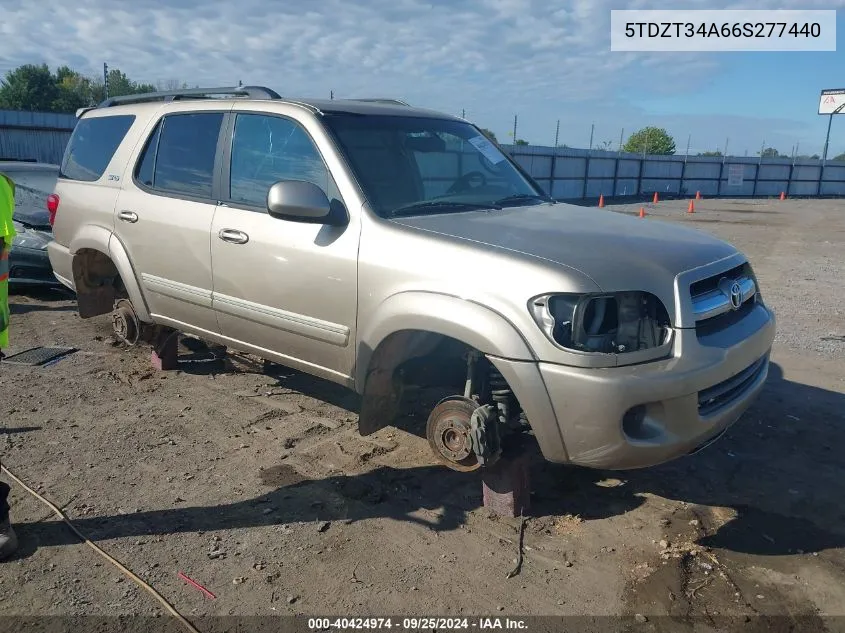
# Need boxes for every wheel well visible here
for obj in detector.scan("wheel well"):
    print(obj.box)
[71,248,127,318]
[358,330,516,436]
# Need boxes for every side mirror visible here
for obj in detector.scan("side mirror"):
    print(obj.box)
[266,180,339,224]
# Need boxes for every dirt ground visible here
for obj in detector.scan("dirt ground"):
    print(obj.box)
[1,197,844,633]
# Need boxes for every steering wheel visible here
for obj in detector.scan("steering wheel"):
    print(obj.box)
[447,170,487,194]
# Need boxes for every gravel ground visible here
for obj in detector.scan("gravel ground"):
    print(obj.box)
[0,196,844,633]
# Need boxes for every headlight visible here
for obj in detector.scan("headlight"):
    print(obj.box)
[530,291,672,356]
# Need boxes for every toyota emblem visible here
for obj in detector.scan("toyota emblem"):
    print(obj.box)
[729,281,743,310]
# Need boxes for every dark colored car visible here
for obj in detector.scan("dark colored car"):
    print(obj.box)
[9,204,57,287]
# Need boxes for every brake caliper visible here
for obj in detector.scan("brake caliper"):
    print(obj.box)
[469,404,502,467]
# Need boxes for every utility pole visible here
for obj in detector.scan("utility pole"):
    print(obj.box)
[589,122,594,151]
[512,114,518,144]
[330,90,334,100]
[619,128,625,154]
[822,104,845,163]
[723,138,729,159]
[554,119,560,147]
[685,134,691,158]
[461,108,465,119]
[103,62,109,99]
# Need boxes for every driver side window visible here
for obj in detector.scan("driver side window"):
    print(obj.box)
[229,114,330,208]
[410,133,501,198]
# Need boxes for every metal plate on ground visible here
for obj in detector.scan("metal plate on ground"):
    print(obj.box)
[2,346,77,366]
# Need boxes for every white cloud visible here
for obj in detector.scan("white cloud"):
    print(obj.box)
[0,0,842,153]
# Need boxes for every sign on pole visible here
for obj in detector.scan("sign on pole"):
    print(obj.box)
[819,89,845,162]
[819,89,845,115]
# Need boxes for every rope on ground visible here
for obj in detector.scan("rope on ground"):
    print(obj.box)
[505,513,526,579]
[1,463,200,633]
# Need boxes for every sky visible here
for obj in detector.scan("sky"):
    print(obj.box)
[1,0,844,157]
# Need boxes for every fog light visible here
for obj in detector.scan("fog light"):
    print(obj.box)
[622,405,647,437]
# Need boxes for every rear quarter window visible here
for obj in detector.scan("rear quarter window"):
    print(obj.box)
[60,114,136,182]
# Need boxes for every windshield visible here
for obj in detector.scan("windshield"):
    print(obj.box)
[322,114,550,218]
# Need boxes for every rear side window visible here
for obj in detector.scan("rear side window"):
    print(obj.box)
[60,115,136,181]
[134,112,223,198]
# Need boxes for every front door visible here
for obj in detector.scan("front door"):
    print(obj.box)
[210,110,360,383]
[114,110,225,334]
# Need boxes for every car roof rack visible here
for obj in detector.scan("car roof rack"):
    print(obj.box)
[346,98,410,106]
[97,85,281,108]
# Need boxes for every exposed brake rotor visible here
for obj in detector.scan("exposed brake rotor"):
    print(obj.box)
[426,396,481,472]
[111,299,140,346]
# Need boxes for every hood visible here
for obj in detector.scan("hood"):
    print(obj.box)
[390,202,739,293]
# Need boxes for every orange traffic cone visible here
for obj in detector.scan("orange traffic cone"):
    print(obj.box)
[779,191,786,200]
[652,191,659,204]
[639,207,646,218]
[598,194,605,208]
[695,191,701,200]
[687,200,695,214]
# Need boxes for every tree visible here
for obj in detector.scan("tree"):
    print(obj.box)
[758,147,780,158]
[832,153,845,162]
[89,69,157,103]
[697,151,722,157]
[0,64,60,111]
[622,127,676,155]
[0,63,178,113]
[597,140,613,151]
[478,128,497,142]
[52,66,95,112]
[157,79,190,91]
[514,138,529,146]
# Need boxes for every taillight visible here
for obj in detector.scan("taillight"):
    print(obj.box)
[47,194,60,226]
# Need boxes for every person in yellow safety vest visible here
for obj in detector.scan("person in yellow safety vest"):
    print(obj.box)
[0,171,18,560]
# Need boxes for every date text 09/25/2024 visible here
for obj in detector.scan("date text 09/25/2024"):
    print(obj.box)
[308,618,528,631]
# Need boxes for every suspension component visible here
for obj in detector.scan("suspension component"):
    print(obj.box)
[489,364,521,429]
[463,350,482,401]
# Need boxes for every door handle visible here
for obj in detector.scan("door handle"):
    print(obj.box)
[118,210,139,223]
[218,229,249,245]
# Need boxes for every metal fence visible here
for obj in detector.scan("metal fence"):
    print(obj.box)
[2,108,845,199]
[0,110,76,165]
[500,145,845,199]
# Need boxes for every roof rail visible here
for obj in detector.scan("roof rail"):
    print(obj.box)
[346,98,410,106]
[97,85,281,109]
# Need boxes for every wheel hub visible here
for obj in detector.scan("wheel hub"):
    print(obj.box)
[112,299,140,346]
[426,397,481,472]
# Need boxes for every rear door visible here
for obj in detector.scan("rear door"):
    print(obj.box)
[113,110,226,334]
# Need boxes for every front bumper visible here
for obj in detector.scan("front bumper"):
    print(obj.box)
[491,302,776,470]
[8,246,59,286]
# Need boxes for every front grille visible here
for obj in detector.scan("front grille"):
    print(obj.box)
[698,356,767,417]
[689,262,757,334]
[690,263,748,297]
